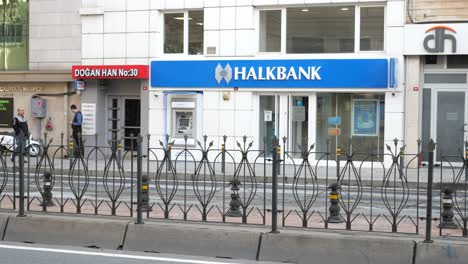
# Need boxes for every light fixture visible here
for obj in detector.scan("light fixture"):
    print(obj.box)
[341,7,350,11]
[173,17,184,20]
[196,22,203,26]
[301,8,309,12]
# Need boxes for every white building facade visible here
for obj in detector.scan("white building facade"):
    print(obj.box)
[78,0,406,162]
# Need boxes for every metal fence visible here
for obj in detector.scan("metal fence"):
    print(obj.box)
[1,131,468,241]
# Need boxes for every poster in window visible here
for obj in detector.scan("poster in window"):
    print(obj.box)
[352,99,379,136]
[0,98,14,128]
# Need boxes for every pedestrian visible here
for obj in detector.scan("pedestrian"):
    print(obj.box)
[70,104,83,156]
[12,107,29,162]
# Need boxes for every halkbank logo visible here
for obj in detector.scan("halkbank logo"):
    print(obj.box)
[215,63,322,85]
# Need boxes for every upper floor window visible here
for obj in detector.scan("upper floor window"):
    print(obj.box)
[0,0,29,70]
[164,11,204,55]
[287,7,355,53]
[259,5,385,54]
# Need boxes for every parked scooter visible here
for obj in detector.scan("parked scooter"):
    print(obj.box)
[0,132,42,157]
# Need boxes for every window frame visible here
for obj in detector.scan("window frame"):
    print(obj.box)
[162,10,204,56]
[256,4,386,55]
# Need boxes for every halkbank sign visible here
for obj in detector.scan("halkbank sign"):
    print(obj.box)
[150,59,394,89]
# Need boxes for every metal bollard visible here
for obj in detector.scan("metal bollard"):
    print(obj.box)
[439,187,457,229]
[327,183,343,223]
[141,174,152,212]
[226,179,242,217]
[41,171,54,207]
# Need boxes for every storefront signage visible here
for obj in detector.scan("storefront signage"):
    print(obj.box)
[352,99,379,136]
[292,106,306,122]
[423,26,456,53]
[0,85,44,93]
[0,98,13,128]
[81,103,96,136]
[264,111,273,122]
[151,59,392,89]
[405,23,468,55]
[72,65,149,79]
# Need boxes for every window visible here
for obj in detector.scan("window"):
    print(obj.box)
[164,11,204,55]
[316,94,385,161]
[259,10,281,52]
[0,0,29,70]
[360,7,384,51]
[287,7,355,53]
[447,55,468,69]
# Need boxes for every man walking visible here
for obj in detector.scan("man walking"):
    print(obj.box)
[70,104,83,156]
[12,107,29,162]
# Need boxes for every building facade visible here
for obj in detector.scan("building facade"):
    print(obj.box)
[404,0,468,164]
[77,0,405,163]
[0,0,81,142]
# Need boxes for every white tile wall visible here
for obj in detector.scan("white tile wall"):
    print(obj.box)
[219,90,235,110]
[127,11,150,32]
[236,0,253,6]
[150,10,160,32]
[252,0,279,5]
[203,91,220,109]
[386,1,405,27]
[204,7,220,30]
[219,30,236,56]
[220,0,237,6]
[165,0,185,9]
[234,92,253,110]
[278,0,305,4]
[148,109,166,135]
[204,0,220,7]
[104,12,126,33]
[185,0,204,8]
[203,110,220,136]
[219,7,236,30]
[126,33,150,57]
[149,32,162,57]
[235,6,254,29]
[104,0,126,11]
[82,15,104,34]
[127,0,149,11]
[103,58,126,65]
[219,110,235,136]
[386,27,404,56]
[103,33,126,57]
[82,58,104,65]
[235,110,254,137]
[204,31,220,55]
[82,34,103,58]
[235,30,255,56]
[127,58,149,65]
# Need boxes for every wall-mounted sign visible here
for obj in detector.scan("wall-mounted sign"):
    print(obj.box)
[292,106,305,122]
[72,65,149,79]
[81,103,96,136]
[151,59,392,88]
[405,23,467,55]
[0,98,13,128]
[328,128,341,136]
[0,85,44,93]
[74,80,85,91]
[264,110,273,122]
[328,116,342,126]
[352,99,379,136]
[423,26,456,53]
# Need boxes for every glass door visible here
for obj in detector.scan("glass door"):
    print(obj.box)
[259,95,280,155]
[433,90,467,162]
[107,97,141,151]
[290,96,309,157]
[124,99,141,151]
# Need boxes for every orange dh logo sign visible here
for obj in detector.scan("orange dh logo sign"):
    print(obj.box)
[423,26,457,53]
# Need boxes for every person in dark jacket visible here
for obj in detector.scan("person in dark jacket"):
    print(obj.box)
[12,107,29,162]
[70,104,83,156]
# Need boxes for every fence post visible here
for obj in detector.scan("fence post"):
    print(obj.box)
[271,137,279,234]
[425,139,435,243]
[18,130,25,217]
[135,135,144,224]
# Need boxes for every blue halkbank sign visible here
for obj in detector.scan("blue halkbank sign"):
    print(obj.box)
[150,59,395,89]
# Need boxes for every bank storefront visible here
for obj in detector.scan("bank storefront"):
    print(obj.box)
[149,58,398,161]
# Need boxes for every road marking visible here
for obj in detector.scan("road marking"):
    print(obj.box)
[0,244,240,264]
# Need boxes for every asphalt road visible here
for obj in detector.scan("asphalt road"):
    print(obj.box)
[0,242,283,264]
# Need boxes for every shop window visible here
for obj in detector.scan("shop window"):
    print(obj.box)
[424,74,467,84]
[447,55,468,69]
[164,11,204,55]
[360,7,384,51]
[316,94,385,161]
[290,96,308,157]
[259,10,281,52]
[286,7,355,53]
[0,0,29,71]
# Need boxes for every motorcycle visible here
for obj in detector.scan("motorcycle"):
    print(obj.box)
[0,132,42,157]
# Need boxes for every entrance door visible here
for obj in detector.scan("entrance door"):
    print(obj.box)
[108,97,141,151]
[259,95,280,155]
[433,91,467,162]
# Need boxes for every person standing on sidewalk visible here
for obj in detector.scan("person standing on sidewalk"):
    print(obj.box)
[12,107,29,162]
[70,104,83,156]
